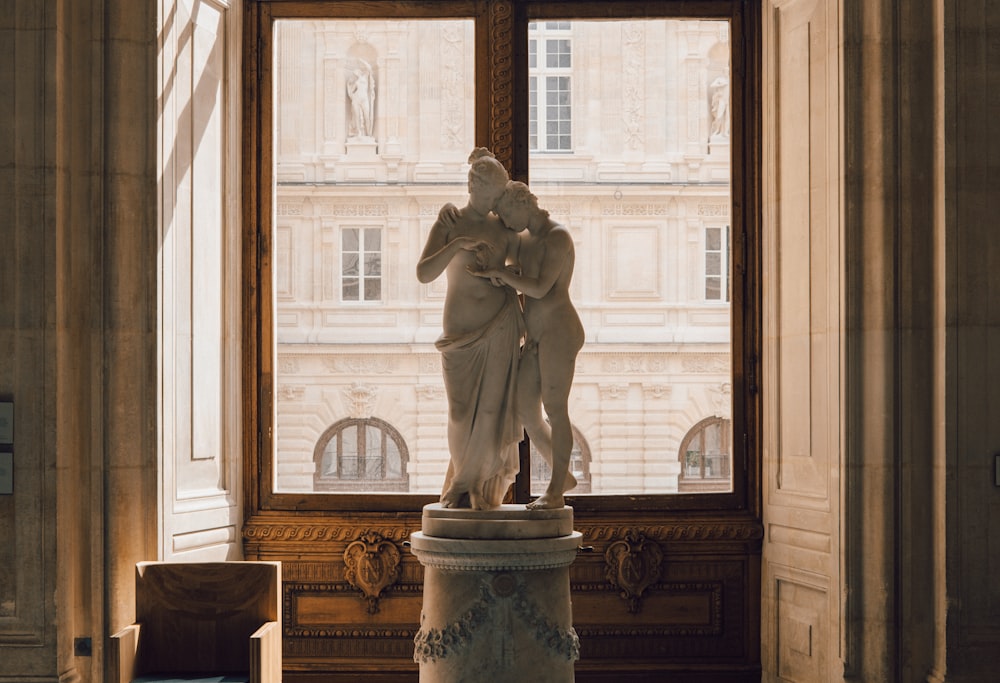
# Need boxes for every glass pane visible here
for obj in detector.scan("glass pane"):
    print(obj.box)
[340,425,359,479]
[706,227,721,251]
[321,441,337,476]
[706,252,721,276]
[273,18,475,493]
[342,254,358,277]
[385,439,402,479]
[705,276,721,300]
[528,19,732,495]
[342,277,358,301]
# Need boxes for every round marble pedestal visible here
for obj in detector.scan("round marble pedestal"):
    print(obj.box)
[409,504,582,683]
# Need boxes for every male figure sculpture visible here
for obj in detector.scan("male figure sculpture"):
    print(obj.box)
[470,180,584,509]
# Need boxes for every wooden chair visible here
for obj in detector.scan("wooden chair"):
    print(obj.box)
[109,561,282,683]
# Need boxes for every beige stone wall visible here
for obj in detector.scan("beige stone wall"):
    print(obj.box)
[0,1,158,682]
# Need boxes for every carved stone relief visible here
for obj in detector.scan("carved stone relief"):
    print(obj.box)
[413,573,580,665]
[343,382,378,418]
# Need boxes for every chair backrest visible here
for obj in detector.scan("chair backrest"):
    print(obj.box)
[133,561,281,676]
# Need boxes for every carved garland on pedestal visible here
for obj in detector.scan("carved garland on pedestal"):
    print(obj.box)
[343,531,401,614]
[604,531,664,614]
[413,573,580,665]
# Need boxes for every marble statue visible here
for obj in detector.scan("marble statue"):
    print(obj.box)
[347,59,375,138]
[416,148,523,510]
[470,180,584,510]
[710,76,730,138]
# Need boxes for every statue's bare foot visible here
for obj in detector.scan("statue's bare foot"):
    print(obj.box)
[526,491,565,510]
[440,488,471,508]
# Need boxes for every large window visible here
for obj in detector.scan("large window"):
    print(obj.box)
[245,1,756,513]
[529,21,572,152]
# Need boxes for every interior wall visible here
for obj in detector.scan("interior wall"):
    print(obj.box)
[0,3,62,681]
[2,1,1000,682]
[946,1,1000,679]
[0,1,157,682]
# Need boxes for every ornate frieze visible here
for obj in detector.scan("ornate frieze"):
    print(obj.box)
[697,203,729,217]
[243,520,414,544]
[584,522,763,543]
[681,353,730,373]
[317,203,388,217]
[323,355,397,374]
[602,202,668,216]
[602,353,668,374]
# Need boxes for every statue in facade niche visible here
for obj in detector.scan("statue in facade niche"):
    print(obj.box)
[416,148,523,510]
[470,180,584,510]
[710,76,730,139]
[347,59,375,139]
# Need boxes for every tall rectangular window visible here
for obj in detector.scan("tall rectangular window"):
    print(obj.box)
[529,22,572,152]
[705,225,730,302]
[341,227,382,302]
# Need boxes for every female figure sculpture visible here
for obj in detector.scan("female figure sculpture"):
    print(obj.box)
[416,149,523,509]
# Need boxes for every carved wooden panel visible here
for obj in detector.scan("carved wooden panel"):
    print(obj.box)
[245,512,761,682]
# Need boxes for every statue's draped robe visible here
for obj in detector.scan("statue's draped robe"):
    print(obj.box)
[435,287,524,509]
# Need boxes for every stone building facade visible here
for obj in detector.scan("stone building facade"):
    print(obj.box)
[271,19,734,495]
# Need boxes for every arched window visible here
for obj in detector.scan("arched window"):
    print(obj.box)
[313,417,409,492]
[528,425,592,495]
[678,416,731,493]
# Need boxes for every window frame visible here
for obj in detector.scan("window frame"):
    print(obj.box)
[242,0,760,515]
[339,226,383,303]
[528,21,573,153]
[705,223,731,303]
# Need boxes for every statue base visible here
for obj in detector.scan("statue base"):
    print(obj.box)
[409,504,581,683]
[345,137,378,160]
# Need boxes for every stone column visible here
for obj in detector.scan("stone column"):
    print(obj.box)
[409,504,582,683]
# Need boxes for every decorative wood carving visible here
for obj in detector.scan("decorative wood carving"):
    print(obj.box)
[487,0,513,167]
[244,520,416,543]
[343,531,402,614]
[604,531,664,613]
[585,522,764,542]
